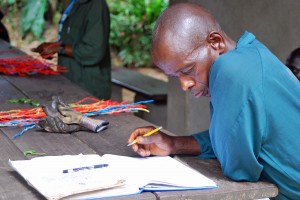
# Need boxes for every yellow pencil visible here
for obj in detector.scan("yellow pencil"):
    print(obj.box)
[127,126,163,146]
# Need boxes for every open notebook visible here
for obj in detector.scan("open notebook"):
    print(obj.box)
[9,154,217,200]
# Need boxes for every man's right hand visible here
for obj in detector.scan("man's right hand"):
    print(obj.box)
[128,126,175,157]
[128,126,201,157]
[31,42,59,57]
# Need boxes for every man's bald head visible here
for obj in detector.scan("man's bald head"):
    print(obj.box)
[152,3,223,58]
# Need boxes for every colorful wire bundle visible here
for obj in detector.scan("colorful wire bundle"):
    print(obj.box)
[0,50,67,76]
[0,97,153,128]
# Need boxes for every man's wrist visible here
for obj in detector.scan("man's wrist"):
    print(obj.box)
[58,44,65,55]
[171,136,201,155]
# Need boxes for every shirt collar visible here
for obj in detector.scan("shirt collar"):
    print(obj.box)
[236,31,256,48]
[208,31,256,92]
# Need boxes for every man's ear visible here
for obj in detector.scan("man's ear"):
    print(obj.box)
[207,32,226,53]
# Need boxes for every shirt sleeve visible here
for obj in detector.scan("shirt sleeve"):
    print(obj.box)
[209,46,266,182]
[73,1,109,66]
[192,130,216,159]
[211,95,265,182]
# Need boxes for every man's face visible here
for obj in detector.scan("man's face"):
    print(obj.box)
[291,57,300,80]
[153,41,217,98]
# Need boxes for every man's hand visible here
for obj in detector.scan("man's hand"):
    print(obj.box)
[31,42,59,57]
[128,126,175,157]
[128,126,201,157]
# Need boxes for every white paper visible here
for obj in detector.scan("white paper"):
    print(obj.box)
[9,154,217,200]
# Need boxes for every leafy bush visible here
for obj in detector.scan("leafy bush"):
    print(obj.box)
[0,0,49,40]
[108,0,169,67]
[20,0,48,39]
[0,0,26,30]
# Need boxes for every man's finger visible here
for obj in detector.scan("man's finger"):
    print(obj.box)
[128,127,154,143]
[136,134,160,144]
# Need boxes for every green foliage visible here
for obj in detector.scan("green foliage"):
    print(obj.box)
[108,0,169,67]
[0,0,49,40]
[0,0,26,29]
[20,0,48,40]
[1,0,168,65]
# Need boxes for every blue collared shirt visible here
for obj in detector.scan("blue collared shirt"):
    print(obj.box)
[193,32,300,200]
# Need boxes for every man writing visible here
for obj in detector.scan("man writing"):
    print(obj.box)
[128,3,300,200]
[39,3,299,200]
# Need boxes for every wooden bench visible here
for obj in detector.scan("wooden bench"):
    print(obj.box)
[111,68,168,127]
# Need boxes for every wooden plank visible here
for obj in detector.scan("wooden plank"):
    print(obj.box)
[155,156,278,200]
[0,44,157,199]
[0,130,44,200]
[0,39,25,58]
[0,117,156,200]
[74,114,153,156]
[0,73,96,156]
[2,75,92,105]
[0,75,31,110]
[112,68,167,102]
[0,40,278,199]
[3,127,97,156]
[108,193,156,200]
[0,98,156,200]
[0,38,91,104]
[0,39,11,50]
[75,113,278,200]
[0,73,95,199]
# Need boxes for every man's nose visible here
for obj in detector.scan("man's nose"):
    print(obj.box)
[179,76,194,91]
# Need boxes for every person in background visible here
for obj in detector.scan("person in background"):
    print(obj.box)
[0,10,10,43]
[127,3,300,200]
[286,47,300,81]
[32,0,111,100]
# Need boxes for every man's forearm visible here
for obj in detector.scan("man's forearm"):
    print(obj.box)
[171,136,201,155]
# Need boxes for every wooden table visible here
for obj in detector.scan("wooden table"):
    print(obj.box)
[0,40,278,200]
